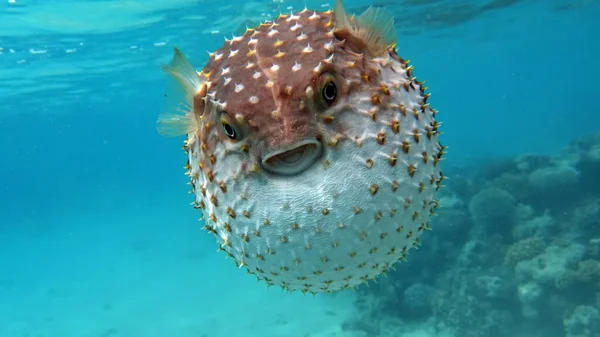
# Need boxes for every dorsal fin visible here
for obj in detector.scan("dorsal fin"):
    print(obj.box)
[334,0,397,57]
[157,48,205,137]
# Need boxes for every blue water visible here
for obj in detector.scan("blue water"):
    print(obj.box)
[1,0,599,336]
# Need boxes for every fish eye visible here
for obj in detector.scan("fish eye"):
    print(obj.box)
[322,81,337,104]
[222,122,236,139]
[318,73,338,108]
[220,113,242,141]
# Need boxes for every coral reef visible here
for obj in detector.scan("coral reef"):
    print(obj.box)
[504,236,546,267]
[343,130,600,337]
[564,305,600,337]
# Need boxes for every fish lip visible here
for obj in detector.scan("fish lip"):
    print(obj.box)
[260,137,323,176]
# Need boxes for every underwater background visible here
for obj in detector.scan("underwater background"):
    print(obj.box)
[1,0,599,336]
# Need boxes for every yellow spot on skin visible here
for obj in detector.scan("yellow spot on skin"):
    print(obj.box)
[370,109,378,121]
[391,120,400,134]
[322,208,330,216]
[402,140,410,154]
[413,128,421,143]
[243,210,251,218]
[370,184,379,195]
[425,127,433,140]
[322,115,334,123]
[398,104,407,116]
[227,207,236,218]
[371,94,381,105]
[210,194,218,206]
[389,152,397,167]
[408,164,417,177]
[381,84,390,95]
[377,132,385,145]
[204,224,217,234]
[392,180,399,192]
[284,86,293,96]
[274,39,284,47]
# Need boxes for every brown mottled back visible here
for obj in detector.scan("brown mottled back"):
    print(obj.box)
[199,9,376,152]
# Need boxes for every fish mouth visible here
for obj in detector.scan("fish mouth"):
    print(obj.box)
[261,138,323,176]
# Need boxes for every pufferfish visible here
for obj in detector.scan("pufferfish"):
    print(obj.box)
[157,0,446,294]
